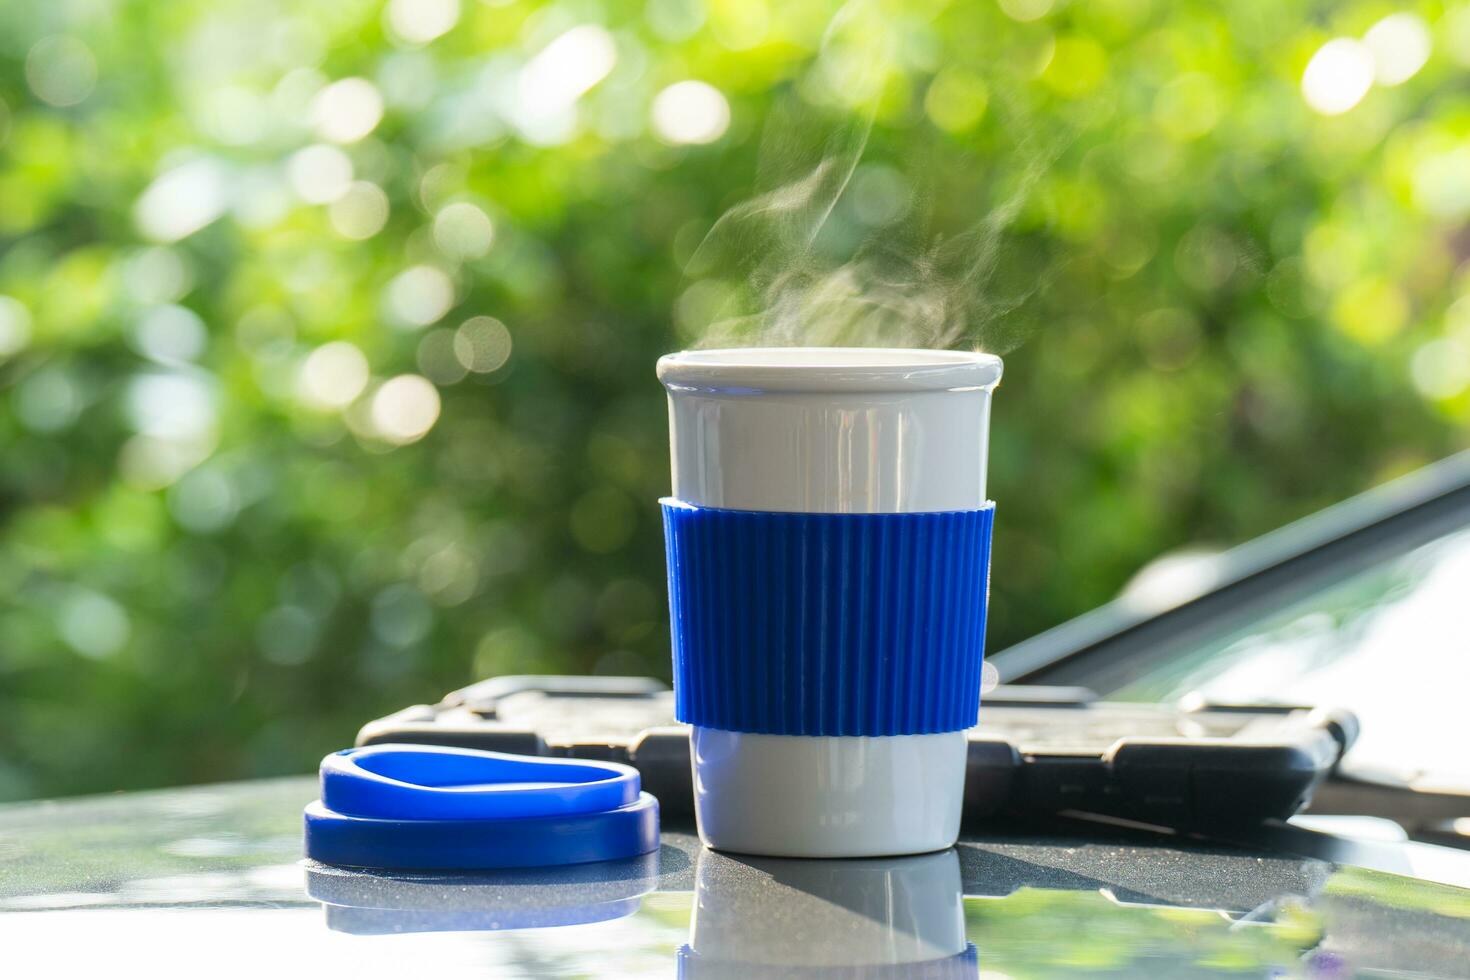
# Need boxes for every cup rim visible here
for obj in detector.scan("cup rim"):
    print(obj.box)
[657,347,1003,395]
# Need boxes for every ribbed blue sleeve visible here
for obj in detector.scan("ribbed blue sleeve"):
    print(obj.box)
[661,501,994,737]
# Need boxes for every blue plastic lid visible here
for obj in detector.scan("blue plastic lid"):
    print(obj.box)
[303,744,660,870]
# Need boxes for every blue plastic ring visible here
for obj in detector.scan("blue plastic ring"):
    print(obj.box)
[304,745,661,870]
[321,744,640,820]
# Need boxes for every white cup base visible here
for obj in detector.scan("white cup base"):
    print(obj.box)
[690,727,968,858]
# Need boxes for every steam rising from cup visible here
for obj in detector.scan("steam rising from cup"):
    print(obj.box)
[675,0,1072,357]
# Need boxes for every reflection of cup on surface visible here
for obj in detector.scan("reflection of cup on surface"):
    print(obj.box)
[659,349,1002,858]
[682,846,976,978]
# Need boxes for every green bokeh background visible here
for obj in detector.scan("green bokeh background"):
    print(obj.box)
[1,0,1468,801]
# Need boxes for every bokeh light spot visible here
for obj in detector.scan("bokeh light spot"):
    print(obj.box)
[15,368,81,433]
[1332,279,1408,345]
[1411,339,1470,401]
[673,278,738,341]
[1175,225,1238,291]
[25,36,97,107]
[651,80,731,145]
[236,305,296,358]
[386,0,461,45]
[646,0,706,41]
[122,248,192,305]
[1449,296,1470,335]
[1153,73,1222,141]
[311,77,385,143]
[1412,147,1470,220]
[257,606,320,666]
[168,467,240,534]
[231,167,292,230]
[1301,38,1374,116]
[924,70,989,133]
[998,0,1052,22]
[0,295,33,358]
[134,159,230,243]
[433,202,495,260]
[850,165,911,227]
[453,316,512,373]
[418,162,465,213]
[513,26,618,143]
[370,374,441,444]
[127,372,216,442]
[94,487,167,553]
[1450,6,1470,67]
[416,328,468,385]
[287,144,354,204]
[1138,308,1203,371]
[1043,36,1108,98]
[132,305,208,364]
[371,583,434,646]
[58,589,130,659]
[297,340,370,409]
[196,84,268,147]
[385,265,455,328]
[1364,13,1431,87]
[418,543,478,605]
[117,435,211,491]
[708,0,768,50]
[328,181,390,239]
[379,51,438,110]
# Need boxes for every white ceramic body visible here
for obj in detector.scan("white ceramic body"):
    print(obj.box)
[662,349,998,513]
[691,728,968,858]
[659,348,1002,859]
[688,846,966,970]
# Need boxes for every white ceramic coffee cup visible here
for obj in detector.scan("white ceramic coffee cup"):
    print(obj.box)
[659,347,1002,858]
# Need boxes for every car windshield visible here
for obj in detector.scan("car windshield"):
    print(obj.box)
[1104,519,1470,783]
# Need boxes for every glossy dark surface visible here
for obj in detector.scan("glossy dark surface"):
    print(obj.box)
[5,778,1470,976]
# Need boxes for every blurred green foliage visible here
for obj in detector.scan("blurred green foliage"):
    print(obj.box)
[1,0,1468,801]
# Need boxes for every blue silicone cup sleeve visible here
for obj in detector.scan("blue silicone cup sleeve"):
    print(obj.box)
[662,501,994,737]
